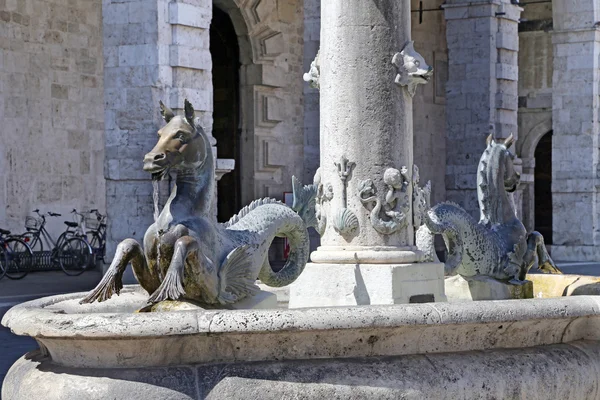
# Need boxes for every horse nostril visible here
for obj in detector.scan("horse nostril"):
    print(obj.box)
[153,153,166,161]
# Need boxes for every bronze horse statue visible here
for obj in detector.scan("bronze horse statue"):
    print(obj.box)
[82,100,316,306]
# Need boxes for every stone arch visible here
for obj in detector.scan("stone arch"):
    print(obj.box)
[517,117,552,234]
[518,118,552,161]
[212,0,304,204]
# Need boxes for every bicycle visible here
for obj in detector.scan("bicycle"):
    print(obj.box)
[20,209,92,276]
[85,209,107,264]
[0,228,33,280]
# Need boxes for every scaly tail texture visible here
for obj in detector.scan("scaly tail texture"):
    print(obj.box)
[260,177,316,287]
[422,203,465,276]
[217,245,260,304]
[258,217,310,287]
[292,175,318,228]
[258,177,317,287]
[222,198,283,228]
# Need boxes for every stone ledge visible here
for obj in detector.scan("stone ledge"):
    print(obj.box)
[4,288,600,368]
[4,341,600,400]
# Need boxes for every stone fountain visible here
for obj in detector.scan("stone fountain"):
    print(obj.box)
[4,1,600,399]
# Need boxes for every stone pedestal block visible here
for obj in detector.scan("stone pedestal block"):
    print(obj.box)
[289,262,446,308]
[445,275,533,302]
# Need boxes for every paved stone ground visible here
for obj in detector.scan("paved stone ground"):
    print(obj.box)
[0,262,599,395]
[0,269,102,392]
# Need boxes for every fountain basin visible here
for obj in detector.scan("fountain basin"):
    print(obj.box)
[3,287,600,399]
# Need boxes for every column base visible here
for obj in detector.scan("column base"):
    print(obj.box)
[289,262,446,308]
[445,275,533,302]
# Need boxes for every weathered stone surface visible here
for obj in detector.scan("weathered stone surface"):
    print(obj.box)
[550,0,600,261]
[5,289,600,370]
[5,341,600,399]
[445,275,533,301]
[0,0,105,233]
[443,0,522,220]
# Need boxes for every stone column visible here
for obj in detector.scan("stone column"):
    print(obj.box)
[443,0,522,217]
[289,1,445,307]
[551,0,600,261]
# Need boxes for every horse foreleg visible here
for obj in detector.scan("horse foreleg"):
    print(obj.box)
[527,231,562,274]
[80,239,145,304]
[147,235,197,303]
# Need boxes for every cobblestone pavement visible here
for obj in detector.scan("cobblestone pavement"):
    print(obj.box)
[0,263,599,395]
[0,269,102,392]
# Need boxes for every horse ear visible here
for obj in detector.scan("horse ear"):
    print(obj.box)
[159,101,175,123]
[486,134,495,146]
[504,133,515,149]
[184,99,195,126]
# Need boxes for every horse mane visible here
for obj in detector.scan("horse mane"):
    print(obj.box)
[222,198,284,228]
[478,140,511,224]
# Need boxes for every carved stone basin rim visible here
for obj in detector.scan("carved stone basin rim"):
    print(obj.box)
[4,286,600,339]
[4,287,600,369]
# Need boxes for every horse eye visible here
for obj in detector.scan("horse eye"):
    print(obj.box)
[415,60,420,67]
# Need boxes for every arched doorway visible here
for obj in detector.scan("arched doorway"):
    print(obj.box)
[534,131,552,244]
[211,6,241,222]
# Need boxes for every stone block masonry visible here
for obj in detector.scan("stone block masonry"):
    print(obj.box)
[444,0,522,219]
[0,0,105,235]
[551,0,600,261]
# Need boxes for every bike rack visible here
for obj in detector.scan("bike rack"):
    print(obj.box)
[28,251,62,271]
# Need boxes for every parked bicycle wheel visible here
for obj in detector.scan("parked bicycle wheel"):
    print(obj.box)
[20,232,43,252]
[87,231,105,261]
[5,237,33,280]
[58,237,92,276]
[0,244,7,280]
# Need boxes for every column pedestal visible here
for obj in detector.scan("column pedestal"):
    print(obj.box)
[289,0,446,307]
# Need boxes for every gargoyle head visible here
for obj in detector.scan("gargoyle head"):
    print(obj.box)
[392,41,433,97]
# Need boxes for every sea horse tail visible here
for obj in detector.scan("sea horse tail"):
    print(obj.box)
[258,211,311,288]
[259,178,316,287]
[420,202,466,276]
[416,224,439,263]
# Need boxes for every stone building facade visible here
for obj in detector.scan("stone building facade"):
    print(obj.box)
[1,0,599,262]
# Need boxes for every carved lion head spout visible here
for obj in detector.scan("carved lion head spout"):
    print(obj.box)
[392,41,433,96]
[143,100,208,181]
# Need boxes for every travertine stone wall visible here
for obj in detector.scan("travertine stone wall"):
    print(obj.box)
[516,2,553,232]
[0,0,105,234]
[411,0,447,207]
[443,0,521,218]
[551,0,600,261]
